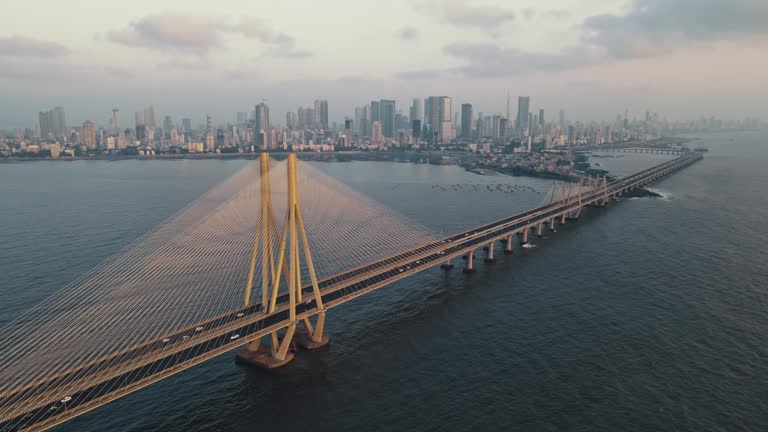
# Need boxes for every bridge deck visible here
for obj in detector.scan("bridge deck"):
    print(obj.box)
[0,152,703,432]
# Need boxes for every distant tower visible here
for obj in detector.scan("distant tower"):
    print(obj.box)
[112,109,120,132]
[506,91,510,121]
[379,100,396,138]
[254,102,270,150]
[314,100,329,129]
[517,96,530,137]
[461,103,473,139]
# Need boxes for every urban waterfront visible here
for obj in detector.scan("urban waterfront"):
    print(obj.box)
[0,131,766,431]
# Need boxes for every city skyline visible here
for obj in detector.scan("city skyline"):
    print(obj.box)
[1,0,768,128]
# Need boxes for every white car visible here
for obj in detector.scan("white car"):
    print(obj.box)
[230,334,240,340]
[195,326,204,332]
[236,312,244,317]
[398,268,404,273]
[182,335,189,340]
[60,396,72,404]
[162,338,170,343]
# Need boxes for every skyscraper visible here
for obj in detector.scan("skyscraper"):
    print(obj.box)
[371,121,384,146]
[254,102,270,150]
[135,111,145,127]
[286,112,297,130]
[539,109,545,127]
[81,120,96,149]
[559,109,566,129]
[163,115,173,138]
[354,106,369,137]
[314,100,329,129]
[370,101,381,124]
[461,103,473,139]
[144,105,156,128]
[206,114,213,132]
[424,96,452,144]
[38,106,66,138]
[112,109,120,132]
[181,118,192,133]
[410,98,422,122]
[379,100,396,138]
[439,96,452,143]
[412,119,421,142]
[517,96,530,136]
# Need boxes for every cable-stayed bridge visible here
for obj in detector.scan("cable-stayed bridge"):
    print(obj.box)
[0,152,702,431]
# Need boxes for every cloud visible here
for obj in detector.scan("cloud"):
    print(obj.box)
[271,49,313,59]
[106,12,227,55]
[397,26,419,40]
[443,42,594,77]
[235,17,296,47]
[0,35,71,57]
[105,12,310,58]
[544,9,572,19]
[521,8,535,20]
[394,69,443,80]
[441,0,768,77]
[583,0,768,59]
[416,0,515,29]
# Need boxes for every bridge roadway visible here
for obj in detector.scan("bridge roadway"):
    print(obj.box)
[0,152,702,432]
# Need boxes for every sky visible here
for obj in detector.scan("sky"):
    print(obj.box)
[1,0,767,128]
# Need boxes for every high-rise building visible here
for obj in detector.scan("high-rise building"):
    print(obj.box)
[254,102,270,150]
[559,109,565,129]
[144,105,156,128]
[314,100,329,129]
[135,111,145,127]
[412,119,421,142]
[163,116,173,138]
[38,106,66,138]
[539,109,545,127]
[286,112,297,130]
[370,101,381,124]
[380,100,396,138]
[371,121,384,146]
[297,107,306,129]
[461,103,473,139]
[517,96,530,136]
[206,114,213,133]
[182,118,192,133]
[81,120,96,149]
[112,109,120,132]
[410,98,422,122]
[439,97,452,143]
[354,106,369,137]
[567,125,576,145]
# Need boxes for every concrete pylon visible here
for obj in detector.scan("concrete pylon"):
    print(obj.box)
[463,249,476,273]
[485,241,496,264]
[504,234,514,255]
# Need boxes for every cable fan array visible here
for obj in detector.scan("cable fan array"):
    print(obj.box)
[0,156,441,423]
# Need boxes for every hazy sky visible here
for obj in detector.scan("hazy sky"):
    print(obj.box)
[1,0,767,128]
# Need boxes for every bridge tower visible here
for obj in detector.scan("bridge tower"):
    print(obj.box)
[237,153,329,369]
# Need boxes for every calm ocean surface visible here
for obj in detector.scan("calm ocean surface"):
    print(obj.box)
[0,131,766,431]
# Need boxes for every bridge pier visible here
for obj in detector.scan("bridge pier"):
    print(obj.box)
[549,217,556,231]
[537,223,543,238]
[522,229,529,245]
[560,212,566,225]
[236,331,296,369]
[484,241,496,263]
[294,316,330,350]
[504,234,514,254]
[440,259,454,270]
[463,249,476,273]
